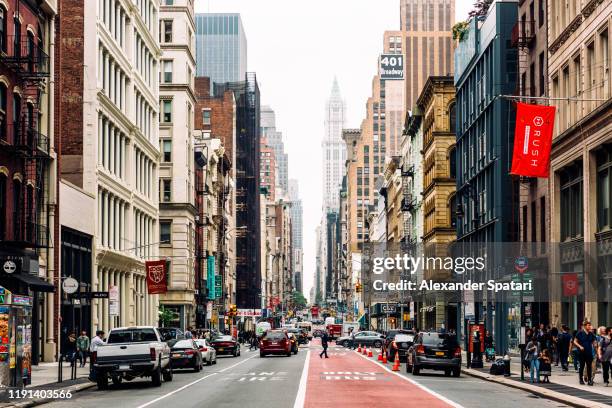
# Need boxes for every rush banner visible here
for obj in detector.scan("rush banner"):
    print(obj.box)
[510,102,556,178]
[562,273,579,297]
[145,260,167,294]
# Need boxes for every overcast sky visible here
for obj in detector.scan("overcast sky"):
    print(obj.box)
[194,0,473,303]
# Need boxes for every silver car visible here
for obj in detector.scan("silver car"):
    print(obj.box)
[195,339,217,366]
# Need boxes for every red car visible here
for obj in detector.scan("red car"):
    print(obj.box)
[260,330,292,357]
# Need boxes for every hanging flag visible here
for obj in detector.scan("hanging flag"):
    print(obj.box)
[510,102,556,178]
[145,260,167,294]
[562,273,579,297]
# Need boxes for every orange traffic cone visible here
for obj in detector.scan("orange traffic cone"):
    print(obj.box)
[377,352,383,361]
[368,349,373,358]
[382,353,388,364]
[362,346,367,355]
[357,344,362,353]
[392,354,400,371]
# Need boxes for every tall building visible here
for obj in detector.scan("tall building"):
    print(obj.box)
[261,106,288,195]
[260,138,276,200]
[400,0,455,110]
[548,0,611,328]
[195,13,247,89]
[158,0,197,330]
[0,0,56,364]
[288,179,303,293]
[322,78,346,211]
[56,0,161,343]
[454,1,519,351]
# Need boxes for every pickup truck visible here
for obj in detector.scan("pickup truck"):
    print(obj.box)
[93,326,172,389]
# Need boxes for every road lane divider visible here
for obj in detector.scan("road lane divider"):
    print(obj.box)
[293,349,310,408]
[136,353,258,408]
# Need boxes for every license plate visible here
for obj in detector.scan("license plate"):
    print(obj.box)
[119,364,129,370]
[172,353,181,358]
[435,351,445,356]
[271,342,278,345]
[218,348,224,352]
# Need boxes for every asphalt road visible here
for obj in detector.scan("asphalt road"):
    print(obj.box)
[45,344,307,408]
[40,342,577,408]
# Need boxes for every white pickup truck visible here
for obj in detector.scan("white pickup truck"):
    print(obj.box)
[93,326,172,389]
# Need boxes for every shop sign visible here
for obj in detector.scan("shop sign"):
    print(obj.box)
[62,277,79,294]
[11,295,31,306]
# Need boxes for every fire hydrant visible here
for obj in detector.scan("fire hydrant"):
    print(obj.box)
[503,353,511,377]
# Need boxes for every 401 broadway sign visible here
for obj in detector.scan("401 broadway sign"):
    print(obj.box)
[379,54,404,80]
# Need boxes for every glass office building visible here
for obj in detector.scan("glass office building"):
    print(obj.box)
[195,13,247,90]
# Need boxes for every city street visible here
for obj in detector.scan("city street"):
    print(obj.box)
[37,341,581,408]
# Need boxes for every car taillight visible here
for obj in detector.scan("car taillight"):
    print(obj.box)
[454,347,461,357]
[416,345,425,354]
[200,347,208,352]
[185,349,196,355]
[91,351,97,363]
[392,341,398,349]
[150,347,156,361]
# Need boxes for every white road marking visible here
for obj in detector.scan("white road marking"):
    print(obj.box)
[136,354,258,408]
[293,349,310,408]
[356,351,466,408]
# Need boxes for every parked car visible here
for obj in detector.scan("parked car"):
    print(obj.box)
[383,329,414,352]
[260,330,292,357]
[406,332,461,377]
[157,327,185,347]
[93,326,172,389]
[286,328,308,345]
[170,340,203,372]
[388,333,415,362]
[210,335,241,357]
[194,339,217,366]
[287,333,299,354]
[337,331,385,348]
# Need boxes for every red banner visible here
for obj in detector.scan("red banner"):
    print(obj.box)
[145,260,167,294]
[562,273,579,297]
[510,102,556,178]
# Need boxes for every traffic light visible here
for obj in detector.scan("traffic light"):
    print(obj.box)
[228,304,237,317]
[355,282,362,293]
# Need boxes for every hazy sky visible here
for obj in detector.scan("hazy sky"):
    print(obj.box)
[194,0,473,302]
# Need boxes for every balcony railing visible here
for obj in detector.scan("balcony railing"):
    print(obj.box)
[2,123,49,156]
[0,35,50,78]
[9,212,49,248]
[511,20,536,48]
[401,194,415,211]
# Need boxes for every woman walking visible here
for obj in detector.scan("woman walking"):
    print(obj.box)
[526,336,541,383]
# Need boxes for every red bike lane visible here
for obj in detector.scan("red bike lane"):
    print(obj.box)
[303,342,461,408]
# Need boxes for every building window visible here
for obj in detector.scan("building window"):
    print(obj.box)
[162,100,172,123]
[162,60,173,83]
[12,179,21,239]
[202,109,211,125]
[160,221,171,244]
[0,6,6,53]
[162,140,171,162]
[560,163,583,240]
[161,20,173,43]
[163,0,174,5]
[0,174,5,240]
[449,147,456,179]
[538,52,545,96]
[540,196,546,243]
[597,147,612,231]
[161,179,171,202]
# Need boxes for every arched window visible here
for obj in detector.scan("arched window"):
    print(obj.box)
[449,195,457,229]
[27,31,34,72]
[0,173,6,240]
[449,147,457,179]
[449,102,456,133]
[12,179,21,239]
[26,184,33,241]
[13,16,21,57]
[13,91,21,141]
[0,5,7,53]
[0,82,6,142]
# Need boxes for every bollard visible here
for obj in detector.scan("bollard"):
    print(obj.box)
[503,353,511,377]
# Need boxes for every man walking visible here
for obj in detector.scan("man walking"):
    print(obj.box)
[574,320,597,385]
[557,325,572,371]
[89,330,105,381]
[76,330,90,367]
[319,330,329,358]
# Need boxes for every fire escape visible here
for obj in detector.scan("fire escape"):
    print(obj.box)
[0,11,51,248]
[400,163,416,244]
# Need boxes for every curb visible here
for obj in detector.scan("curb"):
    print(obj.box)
[1,381,96,408]
[461,368,608,408]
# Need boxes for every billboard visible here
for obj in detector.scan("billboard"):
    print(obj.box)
[379,54,404,80]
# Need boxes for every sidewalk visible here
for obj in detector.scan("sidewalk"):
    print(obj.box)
[462,352,612,408]
[0,361,94,408]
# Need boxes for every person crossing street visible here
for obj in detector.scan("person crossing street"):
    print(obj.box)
[319,330,329,358]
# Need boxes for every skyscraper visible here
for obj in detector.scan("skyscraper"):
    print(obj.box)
[322,78,347,211]
[288,180,303,293]
[195,13,247,88]
[261,106,288,195]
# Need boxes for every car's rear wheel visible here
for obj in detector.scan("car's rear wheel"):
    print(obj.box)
[341,340,349,347]
[111,374,122,386]
[373,340,382,348]
[97,374,108,390]
[260,352,266,358]
[163,363,173,382]
[151,366,162,387]
[286,351,291,357]
[194,358,201,372]
[444,369,451,377]
[452,368,460,377]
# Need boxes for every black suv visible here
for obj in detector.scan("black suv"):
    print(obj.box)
[406,332,461,377]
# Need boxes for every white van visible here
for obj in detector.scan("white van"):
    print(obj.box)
[256,321,272,337]
[297,321,313,339]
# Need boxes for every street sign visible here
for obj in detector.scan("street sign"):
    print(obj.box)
[90,292,109,299]
[109,285,119,316]
[381,304,396,313]
[214,276,222,299]
[2,260,17,274]
[515,256,528,274]
[379,54,404,80]
[62,277,79,294]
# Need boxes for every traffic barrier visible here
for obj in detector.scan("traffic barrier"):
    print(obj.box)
[391,354,400,371]
[368,349,373,358]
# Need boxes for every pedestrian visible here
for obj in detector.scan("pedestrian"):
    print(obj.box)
[185,327,193,339]
[89,330,105,381]
[599,327,612,387]
[557,325,572,371]
[550,325,559,366]
[526,336,540,383]
[65,332,77,366]
[574,320,597,385]
[76,330,90,367]
[540,348,552,383]
[319,331,329,359]
[570,330,580,372]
